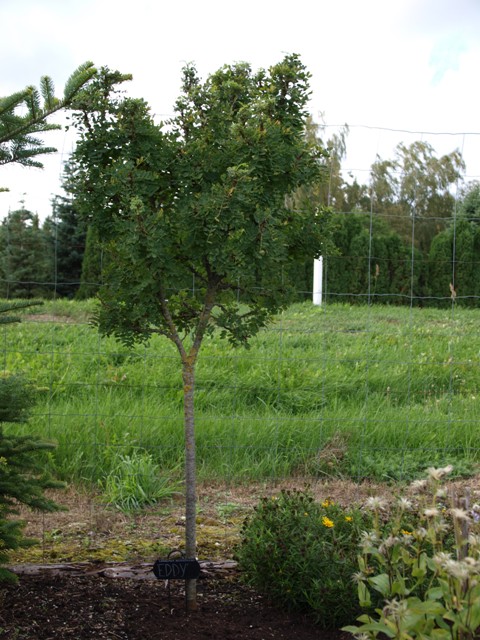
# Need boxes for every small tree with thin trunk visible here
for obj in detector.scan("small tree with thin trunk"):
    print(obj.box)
[72,56,330,608]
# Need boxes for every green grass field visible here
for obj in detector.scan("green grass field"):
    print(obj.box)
[4,299,480,488]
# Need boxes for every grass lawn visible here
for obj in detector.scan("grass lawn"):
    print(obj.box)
[3,299,479,497]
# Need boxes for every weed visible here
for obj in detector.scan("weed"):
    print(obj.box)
[101,451,179,512]
[344,465,480,640]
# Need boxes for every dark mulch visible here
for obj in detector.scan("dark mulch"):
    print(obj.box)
[0,572,350,639]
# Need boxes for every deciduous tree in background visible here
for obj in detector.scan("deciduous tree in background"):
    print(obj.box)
[72,56,331,608]
[458,181,480,224]
[370,141,465,252]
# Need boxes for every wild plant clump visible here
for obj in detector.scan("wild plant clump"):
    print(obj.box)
[101,450,179,512]
[236,488,371,629]
[344,465,480,640]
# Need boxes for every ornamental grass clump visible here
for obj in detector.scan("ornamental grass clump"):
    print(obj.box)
[236,488,371,628]
[344,465,480,640]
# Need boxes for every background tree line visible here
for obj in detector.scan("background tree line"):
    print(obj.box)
[1,122,480,307]
[0,162,100,299]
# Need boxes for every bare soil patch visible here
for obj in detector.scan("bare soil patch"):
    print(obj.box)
[11,478,393,565]
[0,570,352,639]
[4,476,480,639]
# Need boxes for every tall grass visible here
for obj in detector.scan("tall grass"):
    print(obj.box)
[3,300,480,484]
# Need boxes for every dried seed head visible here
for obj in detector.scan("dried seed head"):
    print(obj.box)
[397,497,413,510]
[365,496,387,511]
[411,479,428,492]
[450,507,471,522]
[426,465,453,481]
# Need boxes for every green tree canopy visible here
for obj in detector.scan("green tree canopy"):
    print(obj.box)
[45,162,88,298]
[370,141,465,252]
[72,58,330,346]
[428,218,480,307]
[72,56,331,608]
[325,213,424,305]
[458,181,480,224]
[0,207,51,298]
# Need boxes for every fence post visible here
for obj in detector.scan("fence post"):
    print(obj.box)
[313,257,323,306]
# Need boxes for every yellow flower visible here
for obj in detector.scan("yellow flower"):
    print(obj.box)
[345,516,353,522]
[304,512,309,517]
[401,529,413,536]
[322,516,334,528]
[322,499,335,507]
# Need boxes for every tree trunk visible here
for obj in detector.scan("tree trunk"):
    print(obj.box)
[182,357,197,610]
[165,283,217,611]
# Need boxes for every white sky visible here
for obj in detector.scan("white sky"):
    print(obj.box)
[2,0,480,220]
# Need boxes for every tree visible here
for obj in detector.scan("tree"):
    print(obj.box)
[0,62,97,190]
[325,213,424,305]
[458,181,480,224]
[286,119,370,296]
[47,194,85,297]
[0,206,52,298]
[0,300,64,583]
[0,65,128,297]
[428,218,480,307]
[72,57,330,608]
[290,119,370,215]
[46,163,88,298]
[370,141,465,252]
[75,224,102,299]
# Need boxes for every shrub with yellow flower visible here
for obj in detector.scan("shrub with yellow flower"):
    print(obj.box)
[237,488,372,630]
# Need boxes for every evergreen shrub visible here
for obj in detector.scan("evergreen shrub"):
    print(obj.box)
[0,301,64,582]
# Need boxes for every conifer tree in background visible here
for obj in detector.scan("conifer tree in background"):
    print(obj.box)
[325,214,425,305]
[0,207,51,298]
[459,181,480,225]
[0,300,63,583]
[46,163,87,298]
[0,62,101,298]
[48,194,87,297]
[428,218,480,307]
[75,225,102,299]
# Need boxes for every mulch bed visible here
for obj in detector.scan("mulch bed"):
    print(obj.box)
[0,566,350,640]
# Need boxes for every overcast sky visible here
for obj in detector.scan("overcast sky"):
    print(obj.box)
[2,0,480,220]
